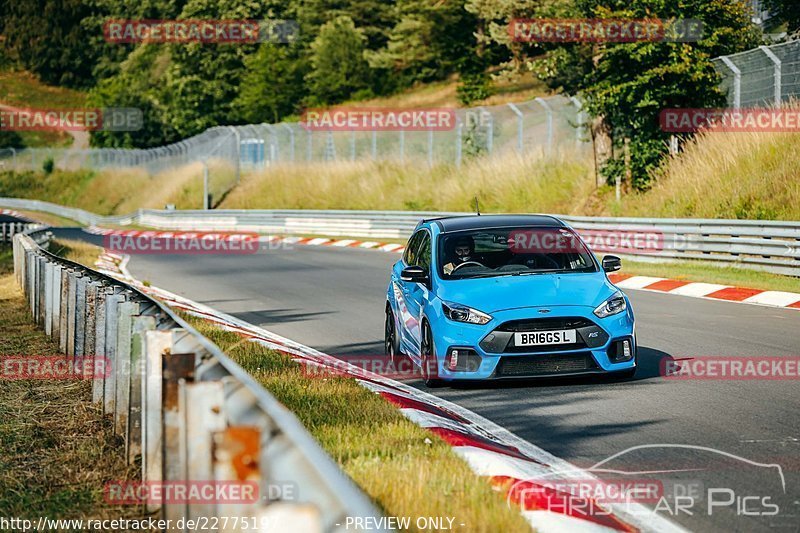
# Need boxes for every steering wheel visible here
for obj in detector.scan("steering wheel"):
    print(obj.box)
[451,260,486,273]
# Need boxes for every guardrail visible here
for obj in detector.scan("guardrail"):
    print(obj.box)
[1,221,38,243]
[132,209,800,278]
[12,228,384,532]
[2,198,799,277]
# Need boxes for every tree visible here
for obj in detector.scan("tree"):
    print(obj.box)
[305,16,371,105]
[761,0,800,34]
[0,130,24,149]
[531,0,761,189]
[233,43,307,124]
[367,0,478,90]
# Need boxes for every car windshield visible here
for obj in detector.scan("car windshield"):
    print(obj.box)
[438,226,597,279]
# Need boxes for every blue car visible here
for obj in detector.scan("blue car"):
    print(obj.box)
[384,215,636,387]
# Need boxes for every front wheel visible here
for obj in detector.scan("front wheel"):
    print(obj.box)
[385,305,401,366]
[420,323,444,388]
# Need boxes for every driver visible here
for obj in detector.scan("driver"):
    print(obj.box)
[443,235,476,274]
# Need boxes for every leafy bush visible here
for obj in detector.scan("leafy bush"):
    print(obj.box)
[42,157,55,175]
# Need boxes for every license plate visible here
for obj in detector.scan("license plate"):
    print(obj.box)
[515,329,577,346]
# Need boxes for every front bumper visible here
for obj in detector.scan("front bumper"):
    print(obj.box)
[429,305,636,381]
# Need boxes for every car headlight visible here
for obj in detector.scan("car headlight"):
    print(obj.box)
[594,290,627,318]
[442,302,492,325]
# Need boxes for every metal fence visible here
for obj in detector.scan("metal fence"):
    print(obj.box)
[713,40,800,108]
[0,40,797,184]
[130,209,800,277]
[13,228,385,532]
[0,95,587,175]
[1,221,38,242]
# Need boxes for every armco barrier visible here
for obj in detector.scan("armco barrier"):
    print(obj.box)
[12,229,385,533]
[127,209,800,277]
[1,198,798,277]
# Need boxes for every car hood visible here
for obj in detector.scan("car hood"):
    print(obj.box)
[436,272,616,313]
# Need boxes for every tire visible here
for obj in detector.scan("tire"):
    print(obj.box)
[384,305,401,366]
[420,322,445,388]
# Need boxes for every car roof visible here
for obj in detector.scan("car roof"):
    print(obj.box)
[422,214,565,233]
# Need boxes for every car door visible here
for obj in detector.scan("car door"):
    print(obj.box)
[403,231,432,356]
[393,230,424,352]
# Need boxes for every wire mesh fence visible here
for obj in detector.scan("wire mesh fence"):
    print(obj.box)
[713,40,800,108]
[1,39,798,183]
[0,95,588,177]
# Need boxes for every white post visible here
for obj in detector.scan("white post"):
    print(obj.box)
[427,129,434,167]
[568,96,584,149]
[720,56,742,109]
[535,97,554,153]
[202,161,209,210]
[507,103,524,153]
[455,120,463,168]
[283,123,295,161]
[759,45,782,105]
[228,126,241,184]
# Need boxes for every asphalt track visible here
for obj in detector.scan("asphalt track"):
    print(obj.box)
[56,228,800,532]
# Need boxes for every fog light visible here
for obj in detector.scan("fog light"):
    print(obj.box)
[607,338,634,362]
[446,349,459,371]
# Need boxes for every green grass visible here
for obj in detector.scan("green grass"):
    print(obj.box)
[0,69,89,148]
[49,238,103,267]
[13,209,81,227]
[0,70,87,110]
[621,258,800,294]
[188,318,531,533]
[0,247,141,520]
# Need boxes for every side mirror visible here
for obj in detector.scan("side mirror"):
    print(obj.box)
[401,265,429,284]
[602,255,622,273]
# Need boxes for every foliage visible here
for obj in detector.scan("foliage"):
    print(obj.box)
[305,16,371,105]
[533,0,761,189]
[42,157,54,175]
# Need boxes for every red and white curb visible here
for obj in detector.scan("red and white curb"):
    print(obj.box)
[85,226,407,254]
[94,250,684,533]
[608,273,800,310]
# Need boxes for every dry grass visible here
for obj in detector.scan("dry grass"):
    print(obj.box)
[0,247,141,520]
[220,150,593,214]
[189,319,531,532]
[591,122,800,221]
[621,258,800,293]
[344,72,549,109]
[0,69,88,148]
[49,239,103,268]
[14,209,81,227]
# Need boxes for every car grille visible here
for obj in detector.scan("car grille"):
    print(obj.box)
[496,317,594,332]
[495,352,599,377]
[481,316,603,353]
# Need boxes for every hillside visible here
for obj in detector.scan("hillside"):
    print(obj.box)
[2,122,799,221]
[0,69,89,148]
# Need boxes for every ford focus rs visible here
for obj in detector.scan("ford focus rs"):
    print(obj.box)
[384,215,636,387]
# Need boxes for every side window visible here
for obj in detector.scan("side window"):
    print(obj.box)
[416,233,432,272]
[403,230,424,265]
